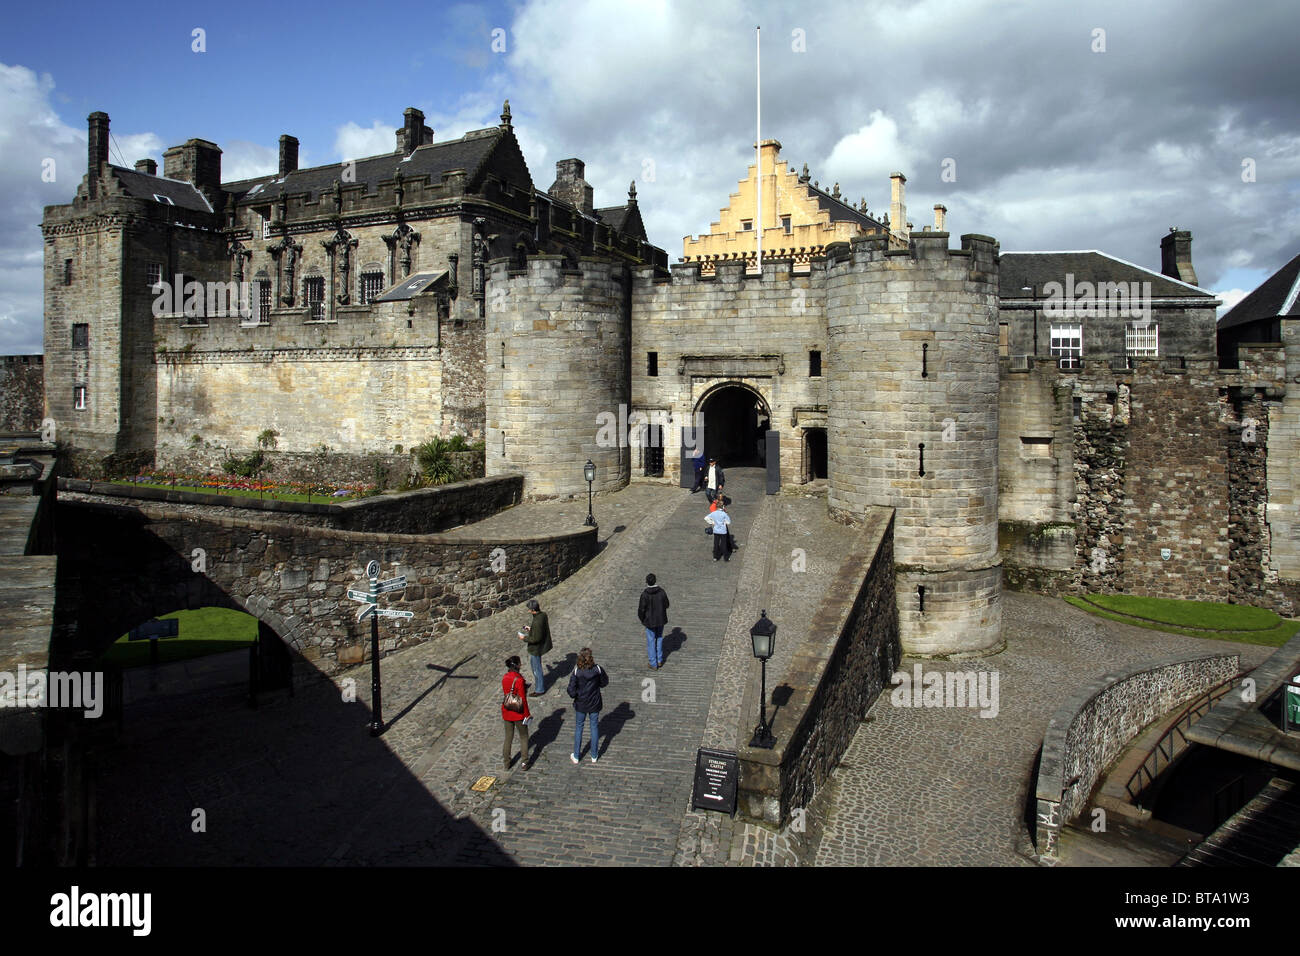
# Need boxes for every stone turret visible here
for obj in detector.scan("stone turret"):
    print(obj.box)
[826,231,1003,656]
[485,256,630,498]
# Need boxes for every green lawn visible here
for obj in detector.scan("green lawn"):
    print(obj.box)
[1064,594,1300,646]
[102,607,259,668]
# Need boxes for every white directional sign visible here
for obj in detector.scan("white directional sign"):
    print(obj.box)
[375,608,414,619]
[375,576,407,594]
[347,589,372,603]
[357,603,377,621]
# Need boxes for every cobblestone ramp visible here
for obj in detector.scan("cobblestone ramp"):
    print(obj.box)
[334,471,765,865]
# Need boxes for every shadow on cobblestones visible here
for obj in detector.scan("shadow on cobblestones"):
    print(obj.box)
[91,658,515,866]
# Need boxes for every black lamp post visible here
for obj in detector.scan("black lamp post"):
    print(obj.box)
[749,610,777,749]
[583,459,597,528]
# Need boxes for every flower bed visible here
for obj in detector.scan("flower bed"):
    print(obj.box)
[118,470,378,502]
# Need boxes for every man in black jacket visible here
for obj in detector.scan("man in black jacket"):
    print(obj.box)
[705,458,725,503]
[638,573,670,670]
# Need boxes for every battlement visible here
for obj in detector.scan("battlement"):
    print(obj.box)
[487,253,627,290]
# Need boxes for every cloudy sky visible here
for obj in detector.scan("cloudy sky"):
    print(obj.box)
[2,0,1298,353]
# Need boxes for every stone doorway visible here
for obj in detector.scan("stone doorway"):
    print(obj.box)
[804,427,828,481]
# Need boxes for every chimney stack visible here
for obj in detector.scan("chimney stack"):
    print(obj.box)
[162,138,223,208]
[933,204,947,232]
[549,158,594,215]
[88,112,110,198]
[397,108,433,156]
[1160,228,1198,286]
[278,135,299,176]
[890,172,908,242]
[134,158,157,176]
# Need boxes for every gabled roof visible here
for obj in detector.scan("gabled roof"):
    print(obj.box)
[998,251,1214,300]
[595,202,646,240]
[230,126,518,204]
[1217,252,1300,331]
[805,183,885,232]
[110,166,213,213]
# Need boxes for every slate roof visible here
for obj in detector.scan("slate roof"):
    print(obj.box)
[594,202,647,240]
[998,251,1213,300]
[371,271,448,302]
[805,183,885,232]
[1217,252,1300,331]
[228,127,506,204]
[110,166,213,212]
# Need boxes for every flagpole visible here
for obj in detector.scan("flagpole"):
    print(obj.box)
[756,25,762,274]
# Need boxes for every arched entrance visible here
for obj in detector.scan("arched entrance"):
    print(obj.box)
[697,383,771,467]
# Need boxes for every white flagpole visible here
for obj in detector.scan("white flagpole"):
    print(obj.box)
[756,25,762,274]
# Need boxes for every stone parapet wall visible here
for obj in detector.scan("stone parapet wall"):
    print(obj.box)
[1033,651,1239,860]
[55,492,593,674]
[0,357,44,432]
[59,473,518,533]
[737,507,898,825]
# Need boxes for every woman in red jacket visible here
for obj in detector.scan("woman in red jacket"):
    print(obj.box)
[501,655,532,771]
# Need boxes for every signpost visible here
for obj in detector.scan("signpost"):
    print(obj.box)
[128,617,180,668]
[347,560,410,736]
[690,747,739,815]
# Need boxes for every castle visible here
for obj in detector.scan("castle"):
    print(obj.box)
[42,106,1300,657]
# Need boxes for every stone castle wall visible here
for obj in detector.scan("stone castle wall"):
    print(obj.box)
[0,356,44,431]
[630,257,827,486]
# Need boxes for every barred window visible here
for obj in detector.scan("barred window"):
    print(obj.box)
[147,262,163,290]
[1125,322,1159,358]
[305,276,325,321]
[1050,323,1083,370]
[71,323,89,349]
[256,280,271,322]
[74,385,87,410]
[63,259,72,285]
[360,271,384,304]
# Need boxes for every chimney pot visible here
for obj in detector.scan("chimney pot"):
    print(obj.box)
[1160,229,1198,286]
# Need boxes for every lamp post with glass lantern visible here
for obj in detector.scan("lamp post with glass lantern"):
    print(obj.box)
[749,610,777,749]
[583,459,597,528]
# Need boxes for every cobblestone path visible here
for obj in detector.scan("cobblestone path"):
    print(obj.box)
[810,592,1273,867]
[332,470,767,865]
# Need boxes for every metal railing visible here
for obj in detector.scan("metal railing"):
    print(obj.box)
[1124,672,1246,808]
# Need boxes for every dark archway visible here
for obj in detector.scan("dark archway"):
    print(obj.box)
[804,427,828,480]
[698,384,770,468]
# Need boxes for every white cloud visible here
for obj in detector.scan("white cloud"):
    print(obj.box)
[1215,288,1249,317]
[220,140,279,182]
[334,121,395,162]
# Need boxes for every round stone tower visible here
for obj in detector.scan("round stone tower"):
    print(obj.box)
[826,231,1002,656]
[485,255,631,499]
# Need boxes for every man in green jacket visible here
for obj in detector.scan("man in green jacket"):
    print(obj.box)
[519,598,553,694]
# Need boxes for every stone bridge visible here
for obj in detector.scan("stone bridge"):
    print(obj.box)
[54,477,597,673]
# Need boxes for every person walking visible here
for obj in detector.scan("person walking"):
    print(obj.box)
[567,647,609,763]
[518,598,552,694]
[705,457,725,503]
[638,573,670,670]
[690,446,707,493]
[501,656,532,771]
[706,501,733,562]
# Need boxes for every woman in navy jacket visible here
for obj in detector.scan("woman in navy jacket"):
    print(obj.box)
[567,647,609,763]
